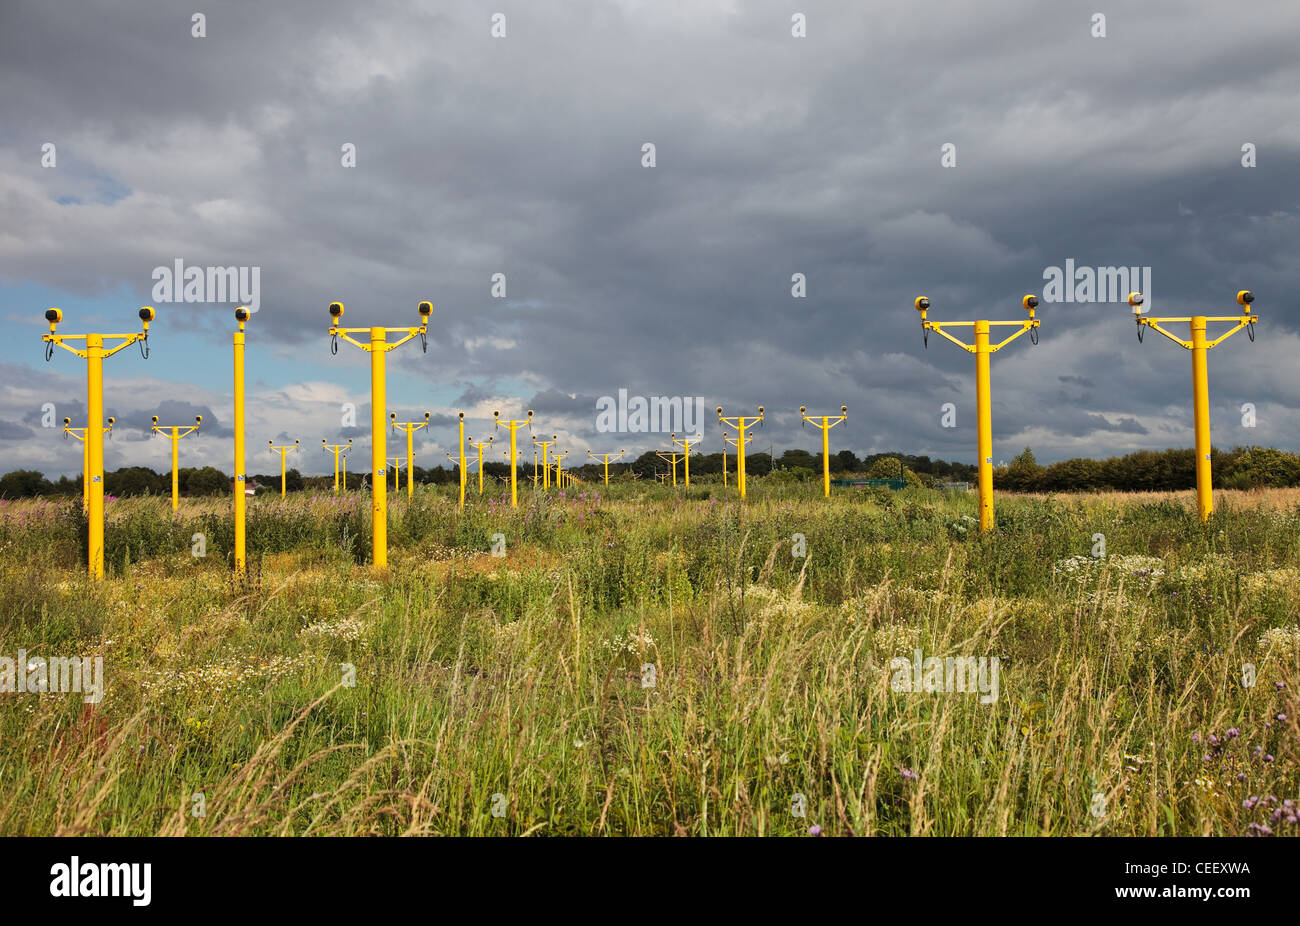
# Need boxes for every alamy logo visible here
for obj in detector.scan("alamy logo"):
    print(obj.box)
[595,389,706,435]
[889,649,999,704]
[50,857,151,906]
[1042,260,1151,309]
[151,259,261,312]
[0,651,103,703]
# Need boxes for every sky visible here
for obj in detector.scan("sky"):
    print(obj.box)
[1,0,1297,479]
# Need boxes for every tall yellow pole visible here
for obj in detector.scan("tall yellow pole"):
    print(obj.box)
[799,406,848,498]
[670,434,699,487]
[390,412,429,500]
[86,334,104,578]
[464,439,494,495]
[494,411,533,507]
[1190,317,1212,520]
[915,295,1039,533]
[323,440,351,493]
[270,441,299,499]
[458,413,467,508]
[974,321,994,532]
[717,407,764,500]
[44,308,151,579]
[588,451,622,486]
[64,418,112,512]
[534,438,556,490]
[1130,291,1258,523]
[406,429,414,498]
[234,308,247,575]
[329,301,430,570]
[152,416,201,511]
[371,329,387,566]
[821,425,830,497]
[738,428,745,498]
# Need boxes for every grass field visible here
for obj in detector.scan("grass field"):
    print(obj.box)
[0,482,1297,836]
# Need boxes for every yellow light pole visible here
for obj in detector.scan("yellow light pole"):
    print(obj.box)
[1131,290,1259,521]
[531,449,539,487]
[655,450,685,486]
[327,300,431,570]
[533,436,557,490]
[63,416,114,512]
[493,409,534,508]
[916,294,1041,532]
[268,439,300,498]
[322,439,353,493]
[716,406,764,499]
[388,456,404,493]
[454,412,467,508]
[467,437,494,495]
[669,433,701,487]
[151,415,201,510]
[446,447,477,496]
[553,450,570,488]
[390,411,430,500]
[721,430,753,489]
[43,306,154,579]
[232,308,250,575]
[799,405,848,498]
[587,450,624,485]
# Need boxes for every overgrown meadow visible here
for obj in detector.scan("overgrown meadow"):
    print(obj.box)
[0,483,1297,836]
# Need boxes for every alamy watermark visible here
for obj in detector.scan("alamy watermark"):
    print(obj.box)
[595,389,706,435]
[889,649,999,704]
[1042,260,1151,309]
[151,259,260,312]
[1,651,103,703]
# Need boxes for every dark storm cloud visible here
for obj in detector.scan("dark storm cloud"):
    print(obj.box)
[0,419,32,441]
[1,0,1298,471]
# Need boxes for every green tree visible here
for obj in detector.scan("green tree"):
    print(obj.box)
[0,470,53,498]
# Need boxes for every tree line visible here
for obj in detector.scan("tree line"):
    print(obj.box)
[994,446,1300,492]
[2,445,1296,499]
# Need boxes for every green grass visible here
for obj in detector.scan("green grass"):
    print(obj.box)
[0,482,1296,835]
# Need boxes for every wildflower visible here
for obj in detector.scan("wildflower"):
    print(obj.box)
[900,768,919,781]
[808,825,822,837]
